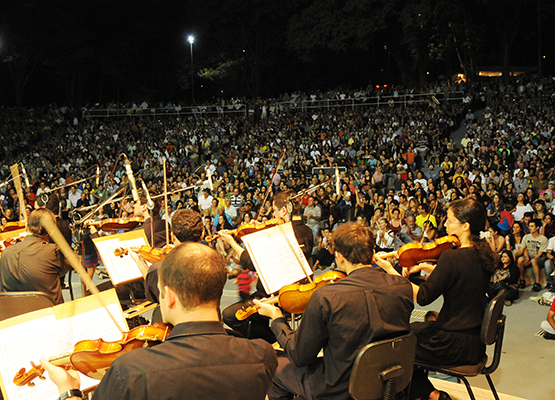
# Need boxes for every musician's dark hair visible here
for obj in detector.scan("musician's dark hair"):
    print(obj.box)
[449,198,499,273]
[27,208,56,236]
[273,189,300,216]
[36,192,60,215]
[331,222,375,265]
[171,209,203,243]
[159,242,227,309]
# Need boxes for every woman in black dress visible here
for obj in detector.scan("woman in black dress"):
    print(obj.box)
[377,198,498,400]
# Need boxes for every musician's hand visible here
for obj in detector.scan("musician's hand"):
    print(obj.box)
[218,230,234,245]
[129,251,150,279]
[254,299,284,320]
[409,262,435,275]
[373,253,398,276]
[40,358,81,395]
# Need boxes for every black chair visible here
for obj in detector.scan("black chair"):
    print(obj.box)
[63,269,74,301]
[0,291,55,321]
[416,290,507,400]
[349,333,417,400]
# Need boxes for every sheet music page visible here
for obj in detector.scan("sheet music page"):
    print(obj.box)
[93,236,149,285]
[0,302,125,399]
[65,302,127,388]
[242,222,312,294]
[0,314,72,400]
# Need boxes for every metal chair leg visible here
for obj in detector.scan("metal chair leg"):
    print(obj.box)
[458,376,477,400]
[485,374,500,400]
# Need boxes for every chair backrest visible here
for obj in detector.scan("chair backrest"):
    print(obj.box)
[349,333,416,400]
[0,291,55,321]
[481,289,506,346]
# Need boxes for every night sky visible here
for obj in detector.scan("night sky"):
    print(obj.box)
[0,0,553,107]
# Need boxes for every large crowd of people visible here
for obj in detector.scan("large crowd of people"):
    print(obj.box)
[2,76,555,400]
[2,77,555,292]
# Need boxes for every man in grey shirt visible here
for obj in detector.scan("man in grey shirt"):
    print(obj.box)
[303,196,321,243]
[397,215,423,245]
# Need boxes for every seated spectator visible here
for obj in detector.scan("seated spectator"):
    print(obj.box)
[540,301,555,340]
[488,251,520,305]
[514,219,549,291]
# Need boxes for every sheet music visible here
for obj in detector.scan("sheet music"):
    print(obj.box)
[93,236,149,285]
[242,223,312,294]
[0,293,126,400]
[0,315,61,400]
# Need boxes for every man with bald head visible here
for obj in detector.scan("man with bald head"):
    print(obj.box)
[41,243,278,400]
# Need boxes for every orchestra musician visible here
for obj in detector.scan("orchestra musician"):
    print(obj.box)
[219,190,314,343]
[90,193,167,303]
[40,242,278,400]
[35,192,73,289]
[143,208,204,303]
[124,193,167,249]
[376,198,499,400]
[255,222,414,400]
[0,209,70,305]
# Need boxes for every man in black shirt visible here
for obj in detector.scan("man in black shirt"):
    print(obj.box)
[41,242,278,400]
[220,189,313,343]
[257,222,414,400]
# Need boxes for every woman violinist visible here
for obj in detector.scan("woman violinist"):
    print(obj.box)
[376,198,499,400]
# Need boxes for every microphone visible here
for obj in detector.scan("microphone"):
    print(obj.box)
[124,156,139,202]
[21,164,30,188]
[335,166,340,196]
[96,166,100,187]
[140,179,155,210]
[206,165,214,191]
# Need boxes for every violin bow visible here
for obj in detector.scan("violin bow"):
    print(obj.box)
[40,214,125,334]
[255,151,285,221]
[163,159,170,247]
[10,164,27,223]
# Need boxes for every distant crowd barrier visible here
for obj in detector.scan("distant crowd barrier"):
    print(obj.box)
[82,91,465,119]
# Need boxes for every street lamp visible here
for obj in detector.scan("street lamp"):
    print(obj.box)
[188,35,195,104]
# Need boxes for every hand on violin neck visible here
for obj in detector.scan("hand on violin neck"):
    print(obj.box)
[373,253,398,276]
[253,299,283,320]
[129,251,150,279]
[39,358,81,395]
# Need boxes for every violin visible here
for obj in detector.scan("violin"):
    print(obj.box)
[114,245,174,263]
[205,217,284,243]
[376,236,461,269]
[0,221,26,233]
[86,216,144,232]
[235,270,346,320]
[2,235,25,248]
[14,323,171,387]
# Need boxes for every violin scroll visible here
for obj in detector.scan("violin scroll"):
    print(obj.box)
[13,361,46,387]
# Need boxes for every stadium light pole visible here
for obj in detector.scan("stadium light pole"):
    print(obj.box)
[188,35,195,104]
